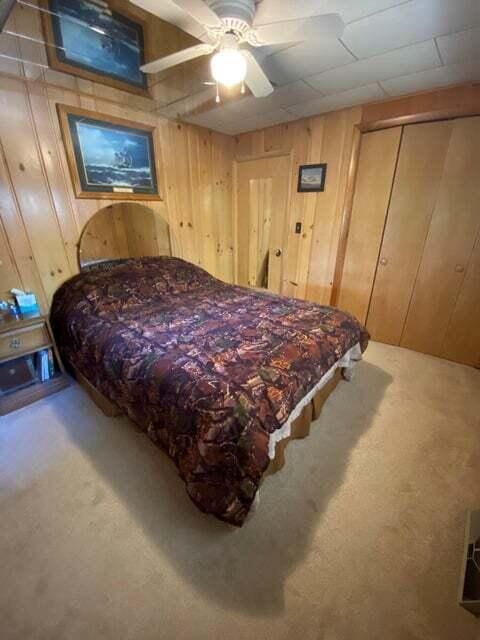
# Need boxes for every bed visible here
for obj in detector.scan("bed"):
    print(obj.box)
[50,256,369,526]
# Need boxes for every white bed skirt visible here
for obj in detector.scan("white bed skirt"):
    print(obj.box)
[268,342,363,460]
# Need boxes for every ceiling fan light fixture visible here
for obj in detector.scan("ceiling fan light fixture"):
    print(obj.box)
[210,48,247,88]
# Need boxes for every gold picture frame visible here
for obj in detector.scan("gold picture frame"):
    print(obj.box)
[40,0,150,97]
[57,104,162,201]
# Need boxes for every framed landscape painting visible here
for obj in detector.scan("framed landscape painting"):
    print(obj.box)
[298,163,327,192]
[41,0,148,95]
[57,105,161,200]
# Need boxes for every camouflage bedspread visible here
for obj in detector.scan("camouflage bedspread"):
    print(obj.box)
[50,257,369,526]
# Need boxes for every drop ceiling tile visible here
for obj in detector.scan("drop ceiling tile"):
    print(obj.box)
[436,27,480,64]
[286,83,386,118]
[158,87,217,118]
[263,40,355,86]
[322,0,414,24]
[252,0,409,26]
[230,109,297,134]
[225,81,321,118]
[307,40,440,95]
[380,59,480,95]
[342,0,480,59]
[183,107,234,130]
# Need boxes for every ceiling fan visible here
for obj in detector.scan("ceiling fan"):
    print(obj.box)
[131,0,344,99]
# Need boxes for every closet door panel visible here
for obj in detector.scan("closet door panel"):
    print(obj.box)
[337,127,401,324]
[366,121,453,344]
[401,117,480,356]
[441,230,480,367]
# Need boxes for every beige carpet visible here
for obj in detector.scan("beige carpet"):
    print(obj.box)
[0,341,479,640]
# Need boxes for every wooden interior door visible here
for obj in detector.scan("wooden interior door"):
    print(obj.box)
[235,154,290,293]
[400,116,480,360]
[336,127,402,324]
[366,120,453,344]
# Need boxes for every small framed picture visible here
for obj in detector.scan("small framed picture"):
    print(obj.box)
[57,104,161,200]
[40,0,148,96]
[298,163,327,192]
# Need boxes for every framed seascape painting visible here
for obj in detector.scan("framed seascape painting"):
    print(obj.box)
[41,0,148,95]
[57,105,161,200]
[298,164,327,193]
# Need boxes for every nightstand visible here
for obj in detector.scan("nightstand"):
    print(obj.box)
[0,315,69,416]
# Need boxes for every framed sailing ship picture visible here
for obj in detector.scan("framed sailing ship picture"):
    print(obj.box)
[41,0,148,95]
[57,105,160,200]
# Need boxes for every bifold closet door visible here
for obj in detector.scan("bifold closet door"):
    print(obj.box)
[400,116,480,361]
[441,228,480,367]
[235,155,290,293]
[366,121,453,344]
[336,127,401,324]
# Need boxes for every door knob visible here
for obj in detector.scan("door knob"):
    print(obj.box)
[379,257,388,266]
[275,249,282,257]
[455,264,465,273]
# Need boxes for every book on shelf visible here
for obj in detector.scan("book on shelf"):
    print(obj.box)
[36,348,55,382]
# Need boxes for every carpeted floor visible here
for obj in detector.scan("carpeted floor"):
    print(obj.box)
[0,341,479,640]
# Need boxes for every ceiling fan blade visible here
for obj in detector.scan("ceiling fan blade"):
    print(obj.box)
[141,43,214,74]
[241,50,274,98]
[253,14,344,46]
[254,0,337,25]
[171,0,222,27]
[129,0,219,40]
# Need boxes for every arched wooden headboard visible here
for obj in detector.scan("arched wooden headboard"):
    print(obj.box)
[77,203,172,270]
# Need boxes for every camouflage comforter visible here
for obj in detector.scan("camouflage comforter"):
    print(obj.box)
[50,257,369,526]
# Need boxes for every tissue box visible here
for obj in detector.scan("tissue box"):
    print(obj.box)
[15,293,40,318]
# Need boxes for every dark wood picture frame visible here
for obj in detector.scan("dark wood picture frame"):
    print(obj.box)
[298,163,327,193]
[57,104,162,201]
[40,0,150,97]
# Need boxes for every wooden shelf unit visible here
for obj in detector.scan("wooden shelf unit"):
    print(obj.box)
[0,315,69,416]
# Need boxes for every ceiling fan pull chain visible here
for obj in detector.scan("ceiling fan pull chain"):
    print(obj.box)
[216,82,221,104]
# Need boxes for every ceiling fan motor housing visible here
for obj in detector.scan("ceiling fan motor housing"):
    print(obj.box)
[209,0,256,33]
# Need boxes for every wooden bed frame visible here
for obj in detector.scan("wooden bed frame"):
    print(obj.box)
[70,363,343,475]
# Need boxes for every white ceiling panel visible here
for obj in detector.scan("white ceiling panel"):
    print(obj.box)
[321,0,414,24]
[306,40,441,95]
[380,59,480,96]
[253,0,410,26]
[263,39,355,85]
[436,27,480,65]
[183,106,235,130]
[225,81,321,118]
[342,0,480,59]
[137,0,480,134]
[158,87,218,119]
[229,109,297,135]
[286,83,386,118]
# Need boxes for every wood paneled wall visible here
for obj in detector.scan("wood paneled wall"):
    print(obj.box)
[234,107,361,304]
[0,1,234,312]
[362,83,480,127]
[0,84,233,312]
[79,203,172,267]
[232,83,480,311]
